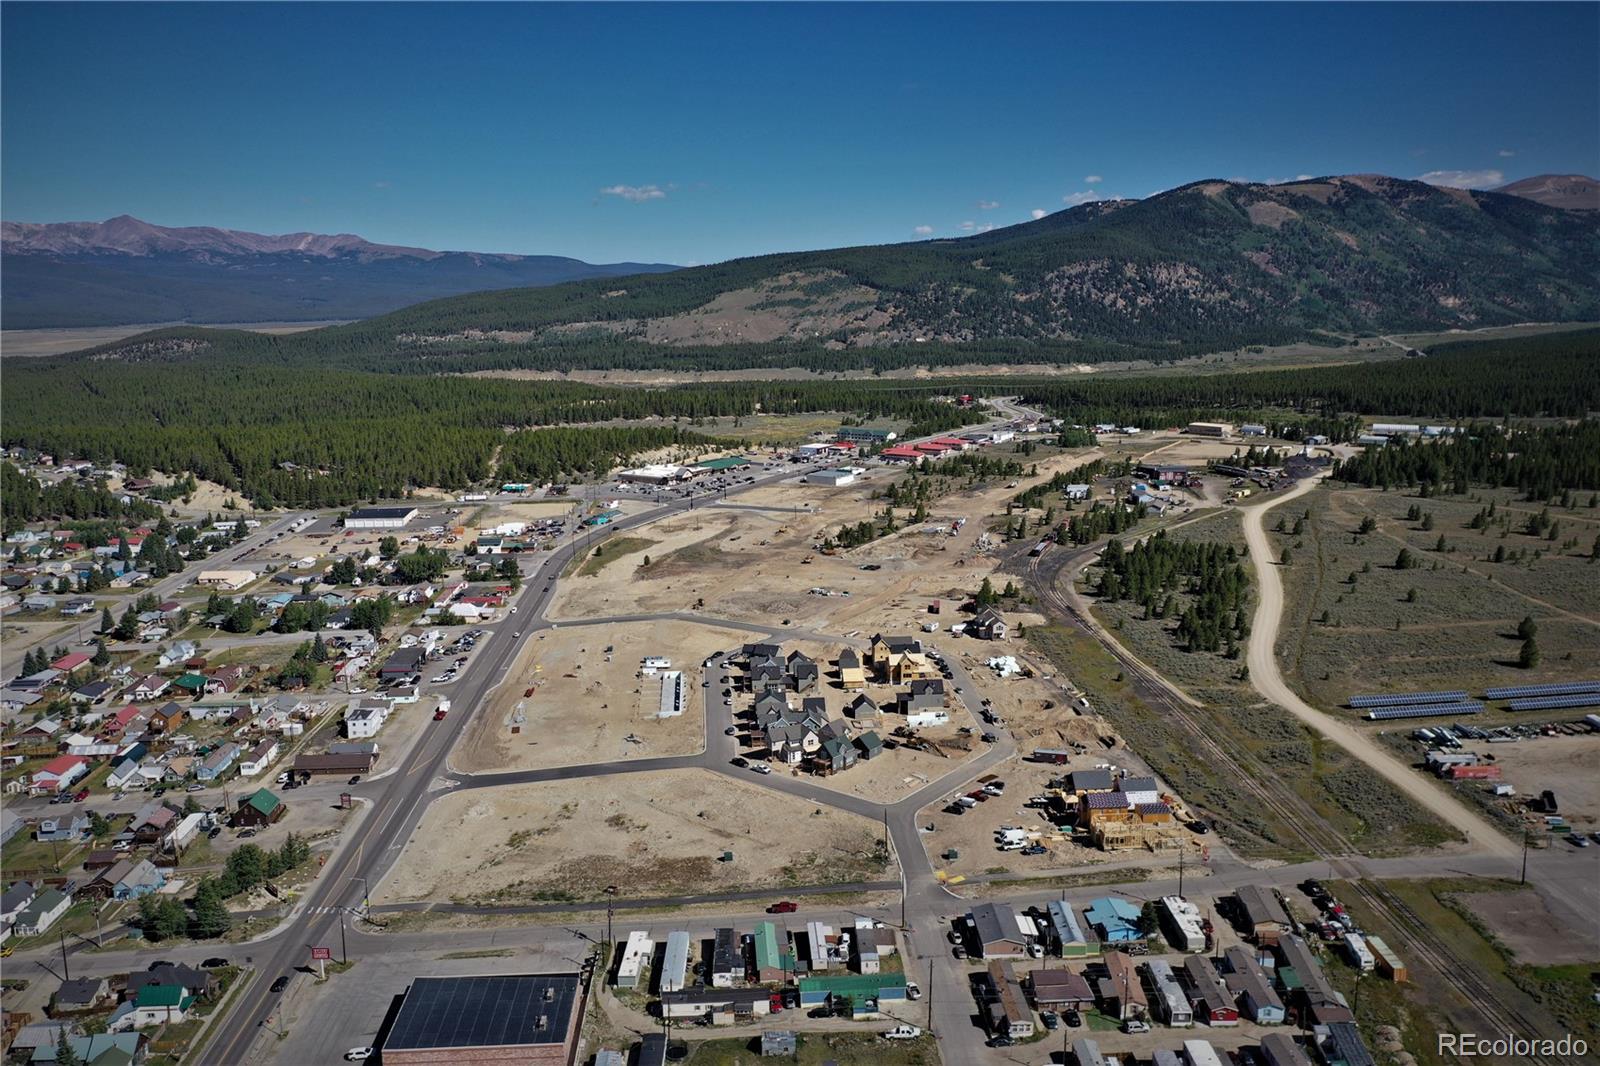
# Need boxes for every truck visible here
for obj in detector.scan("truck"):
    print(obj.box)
[1031,748,1073,765]
[882,1025,922,1040]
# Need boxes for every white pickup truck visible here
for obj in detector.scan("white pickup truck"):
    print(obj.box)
[882,1025,922,1040]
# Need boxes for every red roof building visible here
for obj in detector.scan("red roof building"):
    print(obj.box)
[880,445,925,461]
[50,652,92,673]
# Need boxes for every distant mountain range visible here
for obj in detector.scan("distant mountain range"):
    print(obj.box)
[1495,174,1600,212]
[26,174,1600,371]
[0,215,678,329]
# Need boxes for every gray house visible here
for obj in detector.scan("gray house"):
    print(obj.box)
[786,651,818,692]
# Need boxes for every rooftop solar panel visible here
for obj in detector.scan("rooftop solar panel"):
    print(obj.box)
[383,973,580,1051]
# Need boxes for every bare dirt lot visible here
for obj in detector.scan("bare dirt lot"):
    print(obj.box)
[1458,734,1600,831]
[547,448,1104,635]
[379,769,896,904]
[455,620,748,772]
[1452,887,1598,965]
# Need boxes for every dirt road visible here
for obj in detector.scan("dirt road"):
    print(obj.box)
[1241,475,1518,859]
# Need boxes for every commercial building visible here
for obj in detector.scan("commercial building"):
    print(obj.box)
[807,468,858,487]
[795,973,907,1018]
[835,426,896,444]
[618,464,695,485]
[1185,422,1234,437]
[380,973,582,1066]
[196,569,256,590]
[343,507,418,530]
[694,455,752,472]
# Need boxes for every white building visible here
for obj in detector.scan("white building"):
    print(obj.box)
[343,703,390,739]
[196,570,255,591]
[615,931,655,989]
[808,469,858,487]
[1160,896,1207,953]
[906,709,950,729]
[618,464,693,485]
[658,671,685,718]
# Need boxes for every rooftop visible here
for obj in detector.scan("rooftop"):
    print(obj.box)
[383,973,581,1052]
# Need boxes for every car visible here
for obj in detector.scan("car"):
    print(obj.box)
[513,631,521,637]
[270,975,291,994]
[1591,832,1600,845]
[509,606,518,614]
[952,945,967,958]
[703,680,710,687]
[434,709,448,721]
[1121,1019,1151,1034]
[186,783,206,792]
[731,756,749,768]
[987,1036,1015,1048]
[882,1025,922,1040]
[1041,1011,1059,1031]
[724,726,738,736]
[1020,845,1047,856]
[1188,821,1211,834]
[905,981,921,1000]
[751,763,771,775]
[1064,1009,1082,1028]
[946,930,961,944]
[981,733,998,743]
[344,1049,374,1062]
[202,957,230,969]
[1567,834,1591,848]
[348,776,362,785]
[767,901,799,914]
[148,959,178,970]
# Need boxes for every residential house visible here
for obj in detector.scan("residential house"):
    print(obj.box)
[156,642,199,669]
[985,959,1036,1039]
[232,788,287,828]
[1085,897,1144,943]
[786,651,818,692]
[52,976,112,1014]
[49,653,93,676]
[1184,955,1240,1026]
[126,963,215,1001]
[816,720,857,773]
[1098,951,1148,1021]
[60,598,97,617]
[344,702,389,739]
[13,889,71,937]
[204,665,248,694]
[130,803,178,844]
[90,859,166,901]
[108,985,193,1032]
[64,733,119,758]
[31,755,89,795]
[969,902,1028,958]
[898,678,945,714]
[3,882,39,927]
[748,656,786,695]
[1145,959,1194,1027]
[760,700,826,766]
[147,702,185,735]
[867,634,939,683]
[836,648,865,690]
[0,809,22,846]
[1027,968,1095,1011]
[854,731,884,761]
[71,680,116,705]
[843,693,879,723]
[195,742,239,782]
[1222,946,1286,1025]
[106,758,142,791]
[970,607,1008,640]
[170,673,207,697]
[126,675,169,702]
[238,738,280,777]
[33,814,90,843]
[1234,884,1291,946]
[29,1033,146,1066]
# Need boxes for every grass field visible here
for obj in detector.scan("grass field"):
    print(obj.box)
[696,412,870,445]
[1275,484,1600,713]
[1327,878,1595,1059]
[682,1033,939,1065]
[1025,620,1459,858]
[573,535,659,577]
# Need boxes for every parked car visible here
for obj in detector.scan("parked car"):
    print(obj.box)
[1121,1019,1151,1034]
[344,1049,374,1062]
[766,901,799,914]
[1041,1011,1059,1031]
[751,763,771,775]
[882,1025,922,1040]
[202,957,230,969]
[348,776,361,785]
[1064,1009,1082,1028]
[724,726,738,736]
[905,981,921,1000]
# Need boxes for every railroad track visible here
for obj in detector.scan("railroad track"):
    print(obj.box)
[1020,536,1571,1062]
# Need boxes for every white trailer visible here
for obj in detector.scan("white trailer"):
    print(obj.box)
[1343,931,1375,973]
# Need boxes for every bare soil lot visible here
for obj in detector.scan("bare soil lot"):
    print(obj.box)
[455,620,746,772]
[379,769,896,904]
[1459,734,1600,831]
[1453,887,1598,966]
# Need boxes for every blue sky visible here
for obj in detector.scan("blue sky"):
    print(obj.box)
[4,2,1596,265]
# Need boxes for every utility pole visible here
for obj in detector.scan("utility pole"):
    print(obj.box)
[1520,830,1530,884]
[338,907,348,965]
[59,930,71,980]
[1177,843,1185,898]
[926,957,935,1034]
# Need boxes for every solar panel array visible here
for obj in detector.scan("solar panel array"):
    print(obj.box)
[1506,693,1600,713]
[384,974,579,1051]
[1484,681,1600,700]
[1364,702,1485,721]
[1348,690,1469,709]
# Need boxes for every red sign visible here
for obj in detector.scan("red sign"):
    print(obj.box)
[311,947,332,961]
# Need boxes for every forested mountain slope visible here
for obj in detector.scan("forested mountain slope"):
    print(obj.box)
[60,175,1600,373]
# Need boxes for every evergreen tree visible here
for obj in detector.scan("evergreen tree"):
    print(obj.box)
[1518,636,1540,669]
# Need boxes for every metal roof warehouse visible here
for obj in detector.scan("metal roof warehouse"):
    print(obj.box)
[380,972,583,1066]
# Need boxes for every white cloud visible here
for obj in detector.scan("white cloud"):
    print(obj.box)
[977,199,1000,210]
[600,183,667,202]
[1084,174,1103,184]
[912,225,934,237]
[960,221,976,231]
[1030,208,1048,220]
[1296,174,1313,181]
[1417,169,1505,190]
[1498,149,1516,158]
[1063,190,1101,206]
